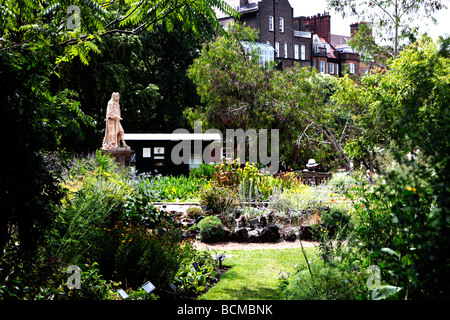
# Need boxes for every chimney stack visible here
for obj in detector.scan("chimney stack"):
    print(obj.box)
[305,12,331,43]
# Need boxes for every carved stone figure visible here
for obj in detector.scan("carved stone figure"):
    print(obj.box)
[102,92,130,150]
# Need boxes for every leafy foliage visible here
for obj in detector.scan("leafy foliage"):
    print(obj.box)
[187,23,353,169]
[333,36,450,299]
[327,0,446,58]
[197,216,226,243]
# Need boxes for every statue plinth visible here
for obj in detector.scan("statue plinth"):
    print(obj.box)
[102,148,134,167]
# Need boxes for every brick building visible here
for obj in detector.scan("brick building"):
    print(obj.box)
[216,0,313,69]
[217,2,371,76]
[303,12,366,76]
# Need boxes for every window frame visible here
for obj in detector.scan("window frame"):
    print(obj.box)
[329,62,334,74]
[269,16,274,31]
[320,60,325,73]
[349,62,355,74]
[300,44,306,60]
[279,17,284,33]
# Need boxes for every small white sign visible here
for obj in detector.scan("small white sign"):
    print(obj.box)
[142,281,156,293]
[169,283,177,292]
[143,148,151,158]
[154,147,165,155]
[117,289,129,299]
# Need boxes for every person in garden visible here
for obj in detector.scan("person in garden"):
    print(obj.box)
[305,159,318,172]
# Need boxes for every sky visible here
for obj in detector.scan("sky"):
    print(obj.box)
[290,0,450,39]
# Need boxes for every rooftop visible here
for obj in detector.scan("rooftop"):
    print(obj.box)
[124,133,222,141]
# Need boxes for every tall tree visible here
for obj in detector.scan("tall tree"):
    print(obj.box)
[0,0,237,254]
[187,23,352,169]
[332,36,450,298]
[327,0,446,58]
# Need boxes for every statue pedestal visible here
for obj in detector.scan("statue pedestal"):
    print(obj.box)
[102,148,134,167]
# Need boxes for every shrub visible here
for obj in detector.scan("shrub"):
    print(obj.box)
[174,243,218,295]
[186,206,203,219]
[281,262,362,300]
[189,163,219,180]
[199,183,239,215]
[197,216,226,243]
[327,172,356,194]
[54,159,132,265]
[53,152,184,291]
[320,208,353,239]
[113,223,183,289]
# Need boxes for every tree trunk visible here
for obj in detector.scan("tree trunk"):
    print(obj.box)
[304,118,352,171]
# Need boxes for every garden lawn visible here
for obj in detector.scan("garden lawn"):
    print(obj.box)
[198,247,318,300]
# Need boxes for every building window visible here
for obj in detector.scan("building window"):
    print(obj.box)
[320,60,325,73]
[300,44,306,60]
[275,42,279,57]
[313,60,316,69]
[261,45,274,66]
[313,43,319,53]
[284,42,288,58]
[336,63,339,75]
[349,63,355,74]
[279,17,284,33]
[294,44,299,60]
[269,16,274,31]
[329,62,334,74]
[241,41,274,67]
[143,148,151,158]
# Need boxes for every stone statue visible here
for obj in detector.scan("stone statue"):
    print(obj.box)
[102,92,130,150]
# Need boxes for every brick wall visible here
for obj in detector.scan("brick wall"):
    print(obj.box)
[305,12,331,44]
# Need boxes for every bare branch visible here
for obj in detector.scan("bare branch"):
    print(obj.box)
[0,32,38,52]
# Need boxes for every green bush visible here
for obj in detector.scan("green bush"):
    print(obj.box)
[189,163,219,180]
[54,158,132,266]
[113,223,182,289]
[186,206,203,219]
[135,175,208,202]
[53,152,184,291]
[197,216,226,243]
[199,183,239,215]
[327,172,356,194]
[174,244,218,295]
[281,262,362,300]
[321,208,353,239]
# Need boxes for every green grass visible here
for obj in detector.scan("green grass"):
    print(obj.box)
[198,247,318,300]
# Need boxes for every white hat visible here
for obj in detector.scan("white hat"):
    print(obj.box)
[306,159,318,167]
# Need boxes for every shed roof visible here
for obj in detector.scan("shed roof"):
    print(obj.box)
[124,133,222,141]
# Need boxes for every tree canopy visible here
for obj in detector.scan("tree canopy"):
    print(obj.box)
[0,0,237,254]
[327,0,446,58]
[187,23,353,170]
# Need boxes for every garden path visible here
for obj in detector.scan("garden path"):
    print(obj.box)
[193,240,317,251]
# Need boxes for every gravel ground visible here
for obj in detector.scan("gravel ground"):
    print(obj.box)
[193,239,317,251]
